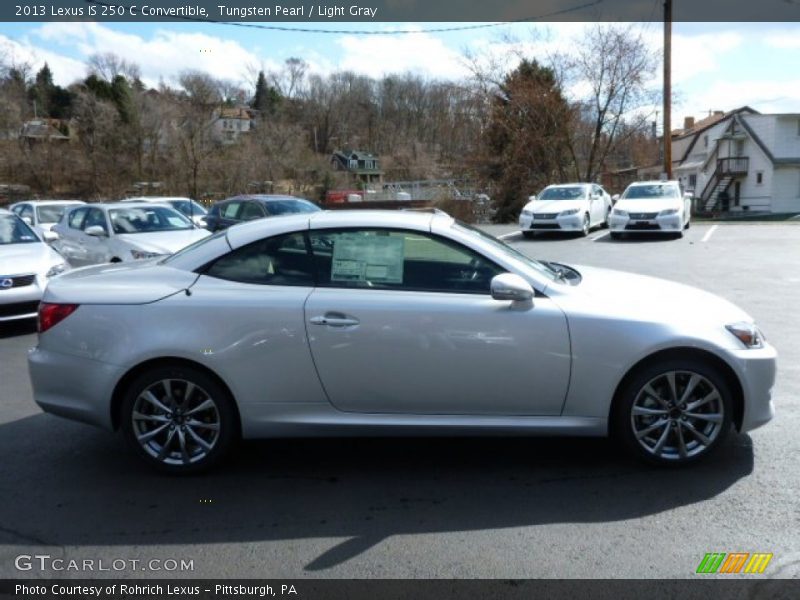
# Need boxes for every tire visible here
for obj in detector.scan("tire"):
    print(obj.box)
[675,231,684,239]
[610,232,622,240]
[580,213,590,237]
[603,208,611,228]
[522,231,535,239]
[120,364,238,474]
[685,220,691,230]
[612,358,733,466]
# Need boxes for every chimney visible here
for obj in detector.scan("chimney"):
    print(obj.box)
[683,116,695,130]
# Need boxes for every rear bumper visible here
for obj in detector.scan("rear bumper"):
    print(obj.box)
[28,346,123,430]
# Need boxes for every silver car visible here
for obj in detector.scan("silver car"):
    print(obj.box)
[28,211,776,473]
[0,209,70,322]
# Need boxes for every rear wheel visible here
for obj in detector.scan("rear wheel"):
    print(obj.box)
[120,365,237,474]
[580,213,590,236]
[613,359,733,466]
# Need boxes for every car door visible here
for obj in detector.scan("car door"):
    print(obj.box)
[57,206,90,265]
[239,200,267,222]
[304,227,571,416]
[80,207,112,264]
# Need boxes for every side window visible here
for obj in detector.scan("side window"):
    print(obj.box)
[221,201,242,219]
[20,204,34,220]
[11,204,24,215]
[83,208,108,233]
[204,232,313,286]
[239,201,265,221]
[308,229,505,294]
[68,207,89,229]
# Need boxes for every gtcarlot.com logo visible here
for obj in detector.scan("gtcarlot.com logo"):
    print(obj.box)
[696,552,773,574]
[15,554,194,572]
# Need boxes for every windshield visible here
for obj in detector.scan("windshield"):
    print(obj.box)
[109,206,193,234]
[170,200,208,217]
[0,214,39,245]
[264,199,321,216]
[622,184,679,200]
[36,204,74,224]
[537,186,587,201]
[453,222,559,281]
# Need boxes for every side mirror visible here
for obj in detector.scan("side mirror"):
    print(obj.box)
[42,230,59,243]
[491,273,534,303]
[611,194,620,202]
[84,225,107,237]
[22,216,33,226]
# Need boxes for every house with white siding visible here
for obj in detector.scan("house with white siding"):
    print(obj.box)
[672,107,800,214]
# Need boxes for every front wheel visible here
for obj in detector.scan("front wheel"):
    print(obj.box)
[580,213,590,237]
[612,360,733,466]
[120,365,238,474]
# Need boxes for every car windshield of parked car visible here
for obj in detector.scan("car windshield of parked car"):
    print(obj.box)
[537,187,587,200]
[0,214,39,245]
[36,204,71,224]
[452,222,560,281]
[171,200,208,217]
[623,185,679,200]
[263,199,321,216]
[109,206,193,234]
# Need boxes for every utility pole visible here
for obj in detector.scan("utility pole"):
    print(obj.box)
[663,0,672,179]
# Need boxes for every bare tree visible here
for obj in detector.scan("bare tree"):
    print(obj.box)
[88,52,141,82]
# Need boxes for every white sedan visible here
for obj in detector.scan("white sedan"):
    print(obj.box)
[52,203,210,266]
[0,209,69,322]
[10,200,85,237]
[609,181,691,239]
[29,210,775,473]
[121,197,208,228]
[519,183,611,237]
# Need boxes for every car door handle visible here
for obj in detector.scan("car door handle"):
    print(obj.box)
[309,314,360,327]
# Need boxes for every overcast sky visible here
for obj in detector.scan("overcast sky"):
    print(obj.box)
[1,21,798,125]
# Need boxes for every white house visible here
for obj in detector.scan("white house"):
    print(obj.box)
[672,107,800,213]
[211,107,253,144]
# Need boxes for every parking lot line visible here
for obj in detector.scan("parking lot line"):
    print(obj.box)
[701,225,719,243]
[498,231,521,240]
[591,231,610,241]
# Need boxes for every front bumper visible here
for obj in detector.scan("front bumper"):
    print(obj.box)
[609,213,683,233]
[519,213,584,231]
[727,342,777,433]
[0,278,43,322]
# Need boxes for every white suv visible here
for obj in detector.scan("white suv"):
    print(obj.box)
[609,181,691,239]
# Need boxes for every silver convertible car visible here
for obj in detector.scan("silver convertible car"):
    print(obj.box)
[28,211,776,473]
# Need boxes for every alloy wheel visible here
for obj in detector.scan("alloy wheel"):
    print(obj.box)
[630,370,725,461]
[131,378,221,466]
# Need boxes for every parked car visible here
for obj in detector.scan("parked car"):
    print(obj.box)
[609,181,691,239]
[519,183,611,237]
[52,203,210,266]
[121,197,208,228]
[205,195,321,232]
[9,200,85,237]
[29,210,775,473]
[0,209,69,322]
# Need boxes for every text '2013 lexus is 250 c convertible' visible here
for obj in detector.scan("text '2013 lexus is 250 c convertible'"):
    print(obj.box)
[28,210,776,473]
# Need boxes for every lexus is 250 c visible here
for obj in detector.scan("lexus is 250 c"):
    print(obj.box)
[28,211,776,473]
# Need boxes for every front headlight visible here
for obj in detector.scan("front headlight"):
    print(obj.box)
[559,208,580,216]
[130,250,162,260]
[612,208,628,217]
[521,210,533,217]
[45,263,69,278]
[726,322,765,349]
[659,208,679,216]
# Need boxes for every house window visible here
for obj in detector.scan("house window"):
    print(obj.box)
[688,174,697,191]
[349,159,358,169]
[756,171,764,185]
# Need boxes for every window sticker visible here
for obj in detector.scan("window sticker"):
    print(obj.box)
[331,233,404,284]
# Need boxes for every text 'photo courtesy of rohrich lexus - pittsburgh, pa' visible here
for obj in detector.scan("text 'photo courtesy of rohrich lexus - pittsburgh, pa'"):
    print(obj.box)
[26,210,777,473]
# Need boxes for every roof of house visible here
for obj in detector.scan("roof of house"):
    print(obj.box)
[332,149,379,161]
[673,106,758,140]
[216,107,252,120]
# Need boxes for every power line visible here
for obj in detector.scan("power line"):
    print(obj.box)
[83,0,605,35]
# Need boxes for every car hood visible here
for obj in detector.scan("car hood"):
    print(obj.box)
[525,199,586,214]
[0,242,65,276]
[43,261,198,305]
[614,198,681,213]
[555,265,751,325]
[115,229,210,254]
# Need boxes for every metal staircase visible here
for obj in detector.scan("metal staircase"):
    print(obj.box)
[701,157,749,212]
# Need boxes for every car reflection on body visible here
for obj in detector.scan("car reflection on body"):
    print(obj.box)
[52,203,210,266]
[28,211,776,473]
[0,209,70,322]
[519,183,612,237]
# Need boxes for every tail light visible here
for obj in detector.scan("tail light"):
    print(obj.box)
[38,303,79,333]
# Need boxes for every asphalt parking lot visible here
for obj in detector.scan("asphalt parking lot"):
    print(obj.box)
[0,222,798,579]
